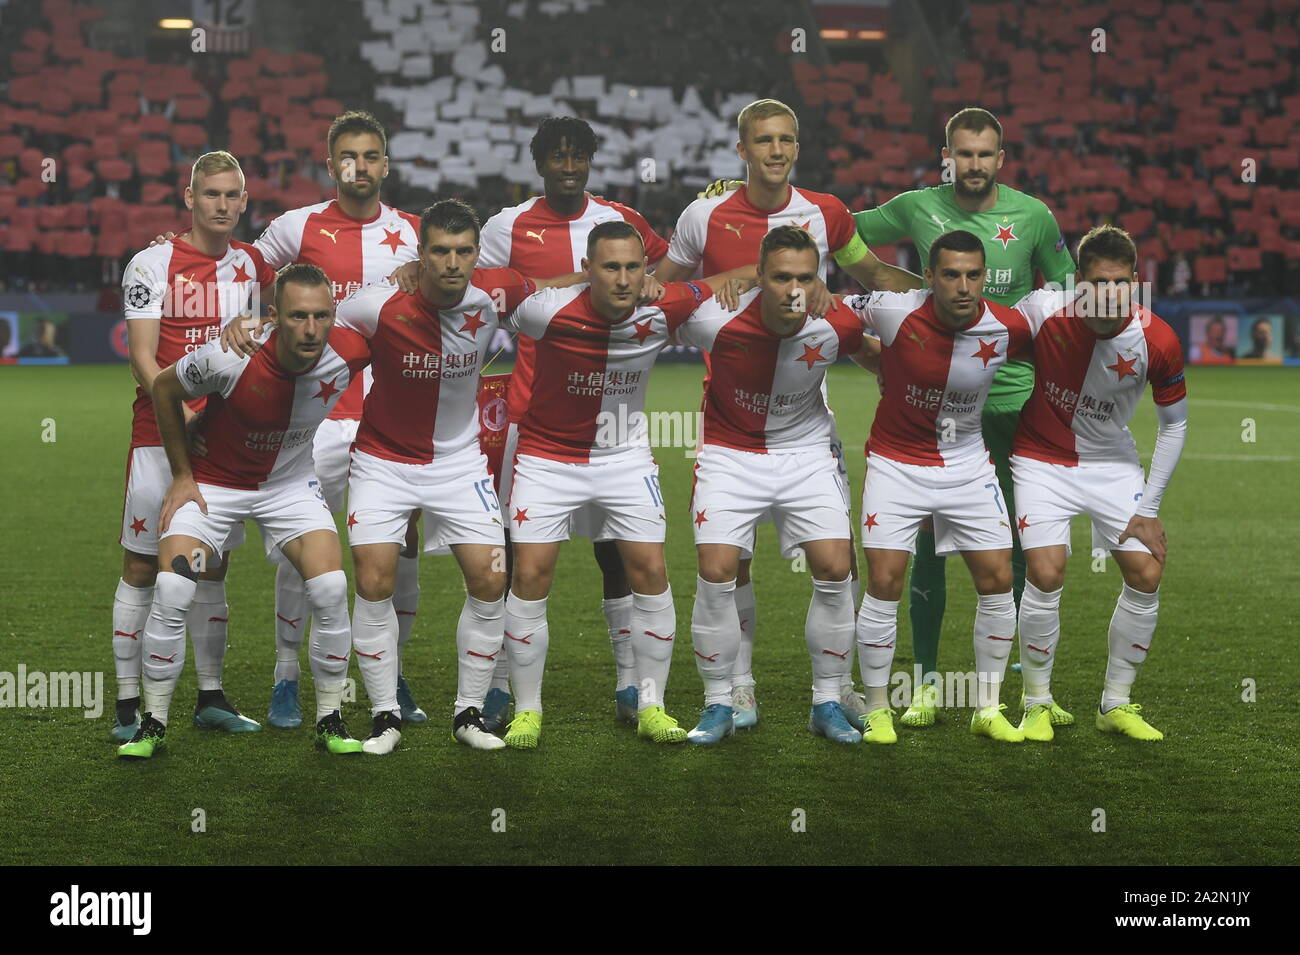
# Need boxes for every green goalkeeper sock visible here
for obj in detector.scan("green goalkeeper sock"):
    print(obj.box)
[907,531,946,678]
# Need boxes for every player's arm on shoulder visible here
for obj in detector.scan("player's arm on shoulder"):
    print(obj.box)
[500,286,553,337]
[253,213,298,270]
[1012,288,1070,337]
[837,238,924,293]
[152,364,208,529]
[334,284,384,338]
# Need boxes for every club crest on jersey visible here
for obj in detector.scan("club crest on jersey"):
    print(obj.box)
[992,221,1018,250]
[319,228,340,244]
[481,396,508,432]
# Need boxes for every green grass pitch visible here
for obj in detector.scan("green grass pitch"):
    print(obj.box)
[1,362,1296,865]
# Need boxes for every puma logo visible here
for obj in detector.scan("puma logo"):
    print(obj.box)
[908,330,928,350]
[319,228,339,244]
[930,214,951,229]
[526,229,547,244]
[724,223,745,239]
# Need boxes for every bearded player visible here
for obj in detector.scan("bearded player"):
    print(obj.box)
[654,98,919,728]
[843,230,1034,744]
[853,107,1076,729]
[472,117,673,730]
[113,150,275,742]
[499,220,730,748]
[677,226,872,745]
[335,199,582,754]
[118,265,371,760]
[1009,226,1186,742]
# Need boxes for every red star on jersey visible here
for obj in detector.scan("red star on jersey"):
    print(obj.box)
[1018,515,1031,532]
[379,228,405,253]
[631,319,655,344]
[1107,353,1139,381]
[314,376,340,403]
[863,513,878,530]
[459,310,486,336]
[795,220,812,231]
[347,511,358,529]
[513,508,530,526]
[972,338,1000,367]
[231,260,252,283]
[992,222,1018,250]
[694,510,708,527]
[797,343,826,369]
[130,516,147,536]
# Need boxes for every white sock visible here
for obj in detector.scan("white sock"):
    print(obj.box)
[856,593,899,709]
[112,579,152,700]
[304,570,352,721]
[691,577,739,706]
[732,581,757,689]
[504,590,550,713]
[973,590,1016,709]
[455,594,505,714]
[1018,581,1063,706]
[603,595,636,690]
[141,571,196,725]
[843,575,861,689]
[1102,584,1159,712]
[489,652,511,693]
[807,575,854,705]
[394,552,421,672]
[630,587,675,710]
[188,579,228,692]
[352,594,399,717]
[274,560,307,683]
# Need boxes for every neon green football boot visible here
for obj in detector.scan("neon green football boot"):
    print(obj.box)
[1096,703,1163,741]
[862,706,898,744]
[970,703,1025,742]
[636,705,688,743]
[1018,702,1055,742]
[117,714,167,760]
[504,710,543,749]
[315,710,363,755]
[900,682,939,727]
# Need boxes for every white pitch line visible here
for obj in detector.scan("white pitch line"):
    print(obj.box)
[1181,454,1298,462]
[1190,399,1300,414]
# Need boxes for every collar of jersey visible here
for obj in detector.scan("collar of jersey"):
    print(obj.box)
[328,199,385,226]
[538,194,591,222]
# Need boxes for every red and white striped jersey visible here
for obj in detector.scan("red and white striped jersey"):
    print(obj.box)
[255,199,421,419]
[338,269,536,465]
[665,185,857,279]
[122,237,276,449]
[478,194,670,423]
[172,328,371,490]
[676,289,864,452]
[843,289,1033,466]
[508,281,710,463]
[1012,290,1187,466]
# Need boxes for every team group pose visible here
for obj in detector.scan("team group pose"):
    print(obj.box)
[113,100,1184,761]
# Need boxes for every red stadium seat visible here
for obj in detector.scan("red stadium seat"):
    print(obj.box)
[96,157,133,181]
[1194,256,1227,283]
[137,141,172,178]
[141,183,174,205]
[172,124,208,149]
[1228,247,1262,271]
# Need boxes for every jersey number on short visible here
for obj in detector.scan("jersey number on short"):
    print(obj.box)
[643,473,664,507]
[473,476,501,513]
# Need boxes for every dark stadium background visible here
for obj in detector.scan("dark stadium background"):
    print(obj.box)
[2,0,1298,364]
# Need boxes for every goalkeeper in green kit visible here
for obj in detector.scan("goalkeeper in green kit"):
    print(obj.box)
[853,108,1076,728]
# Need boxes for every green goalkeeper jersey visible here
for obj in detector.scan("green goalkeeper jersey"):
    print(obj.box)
[853,182,1075,410]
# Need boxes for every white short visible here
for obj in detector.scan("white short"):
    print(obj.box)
[162,472,334,559]
[312,417,359,514]
[1011,455,1151,556]
[731,434,851,560]
[121,445,245,558]
[501,422,608,541]
[507,450,666,544]
[691,445,851,559]
[860,452,1012,556]
[347,446,505,556]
